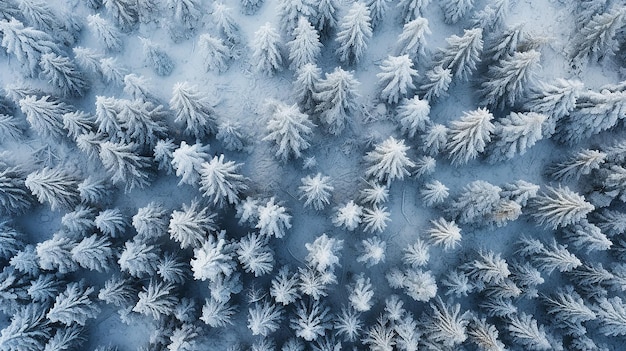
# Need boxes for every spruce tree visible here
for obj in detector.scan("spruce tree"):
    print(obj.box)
[571,7,626,63]
[0,18,59,77]
[419,65,452,102]
[170,82,218,138]
[440,0,475,24]
[446,108,495,165]
[524,78,584,138]
[87,14,123,51]
[252,22,283,76]
[287,17,322,70]
[139,37,175,76]
[335,2,372,64]
[199,154,248,207]
[377,55,418,104]
[25,167,81,211]
[488,112,546,162]
[103,0,139,31]
[198,33,231,73]
[0,167,32,215]
[396,17,431,59]
[293,63,321,113]
[39,53,89,97]
[313,67,360,135]
[398,0,431,23]
[277,0,317,35]
[98,141,153,192]
[436,27,483,81]
[263,101,315,162]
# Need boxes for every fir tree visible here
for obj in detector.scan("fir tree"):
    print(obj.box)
[94,208,127,237]
[270,266,300,305]
[103,0,138,31]
[166,0,202,40]
[241,0,264,15]
[542,286,596,333]
[305,233,343,272]
[533,239,581,274]
[199,154,248,207]
[252,22,283,76]
[530,186,594,229]
[73,47,103,77]
[419,65,452,102]
[362,316,395,351]
[99,57,127,86]
[398,0,431,23]
[247,299,283,336]
[19,95,72,140]
[548,149,606,182]
[123,73,157,101]
[63,111,94,139]
[190,231,236,282]
[314,0,338,35]
[396,17,431,59]
[436,28,483,81]
[0,166,32,215]
[47,282,100,326]
[287,17,322,70]
[333,201,362,231]
[117,99,168,147]
[484,23,528,62]
[86,14,123,51]
[421,180,449,207]
[77,177,111,205]
[359,181,389,206]
[441,0,475,24]
[471,0,510,30]
[562,220,612,253]
[422,298,469,347]
[36,233,78,274]
[170,82,218,138]
[256,197,292,238]
[467,318,506,351]
[197,33,230,73]
[71,234,113,272]
[313,67,360,135]
[211,2,241,44]
[200,296,237,327]
[139,37,175,76]
[136,0,161,23]
[118,239,160,277]
[98,141,153,192]
[446,108,495,165]
[0,222,24,261]
[216,121,247,151]
[153,139,175,175]
[571,7,626,63]
[168,200,217,249]
[450,180,502,225]
[157,252,189,284]
[171,141,209,186]
[427,217,461,250]
[488,112,546,162]
[377,55,418,104]
[98,276,136,307]
[294,63,321,113]
[0,113,23,142]
[397,95,430,138]
[277,0,317,35]
[291,299,331,341]
[25,167,80,211]
[263,101,315,162]
[237,232,274,276]
[94,95,122,137]
[462,250,510,284]
[480,50,541,110]
[367,0,392,29]
[299,173,333,210]
[133,279,177,320]
[364,136,415,183]
[0,304,52,351]
[524,79,584,138]
[39,53,89,97]
[335,2,372,64]
[357,236,387,266]
[505,313,551,350]
[334,306,362,342]
[0,18,59,77]
[594,296,626,336]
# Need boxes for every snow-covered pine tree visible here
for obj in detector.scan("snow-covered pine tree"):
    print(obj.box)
[247,299,283,336]
[270,266,300,305]
[364,136,415,183]
[435,28,483,81]
[396,17,431,59]
[524,79,583,138]
[123,74,157,101]
[87,14,123,51]
[36,233,78,273]
[335,2,372,64]
[71,234,113,272]
[484,23,527,62]
[98,276,136,307]
[287,17,321,70]
[427,217,461,250]
[471,0,510,30]
[136,0,161,23]
[403,239,430,268]
[397,95,430,138]
[442,270,473,297]
[299,173,333,210]
[199,154,248,207]
[216,121,247,151]
[480,50,541,110]
[19,95,72,140]
[170,81,218,138]
[305,233,343,272]
[118,239,160,277]
[200,296,237,327]
[377,55,418,104]
[530,186,594,229]
[462,250,510,284]
[314,0,338,35]
[0,18,59,77]
[166,0,202,40]
[398,0,431,23]
[171,141,209,186]
[252,22,283,76]
[169,200,217,249]
[211,2,241,44]
[103,0,138,31]
[361,316,395,351]
[139,37,174,76]
[240,0,264,15]
[594,296,626,336]
[449,180,502,225]
[467,318,506,351]
[99,57,127,86]
[562,220,612,253]
[487,112,546,162]
[133,279,177,320]
[357,236,387,266]
[99,141,153,192]
[422,297,469,347]
[25,167,80,211]
[348,274,374,312]
[291,299,331,341]
[93,95,122,138]
[256,197,292,238]
[542,285,596,333]
[297,267,336,300]
[0,112,23,142]
[190,230,236,282]
[533,239,581,274]
[237,232,274,277]
[0,166,32,215]
[28,273,64,303]
[0,304,52,351]
[294,63,320,114]
[197,33,230,73]
[0,222,24,262]
[361,206,390,233]
[359,181,389,206]
[94,208,127,237]
[571,7,626,63]
[47,281,100,326]
[440,0,475,24]
[77,176,111,205]
[446,108,494,165]
[555,88,626,145]
[117,99,168,147]
[505,313,552,350]
[367,0,392,29]
[313,67,360,135]
[419,65,452,102]
[157,252,189,284]
[263,101,315,162]
[61,206,94,236]
[421,180,449,207]
[39,53,89,97]
[334,305,362,342]
[63,111,94,139]
[548,149,606,182]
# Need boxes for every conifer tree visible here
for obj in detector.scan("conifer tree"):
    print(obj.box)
[39,53,89,97]
[377,55,418,104]
[277,0,317,35]
[166,0,202,40]
[63,111,94,139]
[571,7,626,63]
[287,17,322,70]
[87,14,123,51]
[291,299,331,341]
[19,95,72,140]
[256,197,292,238]
[136,0,161,23]
[446,108,495,165]
[71,234,113,272]
[293,63,321,113]
[117,99,168,147]
[47,282,100,326]
[139,37,175,76]
[398,0,431,23]
[366,0,392,29]
[450,180,502,225]
[335,2,372,64]
[263,101,315,162]
[18,0,64,34]
[237,232,274,277]
[98,141,153,192]
[533,239,581,274]
[440,0,475,24]
[95,208,127,237]
[436,28,483,81]
[313,67,360,135]
[397,95,430,138]
[594,296,626,336]
[299,173,333,210]
[314,0,338,35]
[333,201,363,231]
[524,78,584,138]
[270,266,300,305]
[103,0,138,31]
[216,121,247,152]
[133,279,177,320]
[505,313,552,350]
[421,180,449,207]
[252,22,283,76]
[471,0,510,30]
[0,18,59,77]
[480,50,541,110]
[419,65,452,102]
[530,186,594,229]
[247,299,283,337]
[364,136,415,183]
[422,298,469,347]
[171,141,209,186]
[0,113,23,142]
[396,17,431,59]
[73,47,103,77]
[200,296,236,327]
[25,167,80,211]
[0,166,32,215]
[198,33,231,73]
[123,74,157,101]
[169,200,217,249]
[0,304,52,351]
[548,149,606,182]
[99,57,126,85]
[211,2,241,44]
[241,0,264,15]
[427,217,461,250]
[199,154,248,207]
[77,177,111,205]
[133,202,169,241]
[190,230,236,282]
[542,286,596,332]
[170,82,218,138]
[488,112,546,162]
[118,239,160,277]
